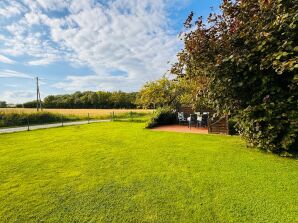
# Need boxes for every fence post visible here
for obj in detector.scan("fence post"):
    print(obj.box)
[112,111,114,121]
[88,113,90,124]
[130,111,133,121]
[27,116,30,131]
[61,114,64,127]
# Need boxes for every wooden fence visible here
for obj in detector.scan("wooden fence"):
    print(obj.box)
[208,115,229,135]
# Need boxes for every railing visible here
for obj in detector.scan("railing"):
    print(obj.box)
[0,110,152,132]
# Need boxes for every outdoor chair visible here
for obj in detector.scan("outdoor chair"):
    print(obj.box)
[202,112,209,127]
[178,112,187,125]
[187,114,197,129]
[195,112,203,127]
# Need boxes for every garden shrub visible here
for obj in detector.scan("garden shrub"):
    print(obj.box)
[237,101,298,154]
[146,107,176,128]
[172,0,298,154]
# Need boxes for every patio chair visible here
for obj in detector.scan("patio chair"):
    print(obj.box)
[202,112,209,127]
[187,114,197,129]
[195,112,203,127]
[178,112,187,125]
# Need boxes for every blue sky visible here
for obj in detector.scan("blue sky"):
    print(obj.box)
[0,0,221,103]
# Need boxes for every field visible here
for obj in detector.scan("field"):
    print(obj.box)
[0,108,153,128]
[0,108,153,118]
[0,122,297,222]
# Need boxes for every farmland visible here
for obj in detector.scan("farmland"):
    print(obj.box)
[0,122,297,222]
[0,108,153,118]
[0,108,153,128]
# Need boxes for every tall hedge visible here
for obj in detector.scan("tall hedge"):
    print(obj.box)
[146,107,176,128]
[172,0,298,154]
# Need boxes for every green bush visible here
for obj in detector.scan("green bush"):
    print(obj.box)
[237,102,298,155]
[172,0,298,154]
[0,112,80,128]
[146,107,176,128]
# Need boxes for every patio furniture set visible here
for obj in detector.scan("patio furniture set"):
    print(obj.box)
[177,112,209,129]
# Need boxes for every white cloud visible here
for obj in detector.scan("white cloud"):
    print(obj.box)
[0,69,33,79]
[0,0,183,91]
[0,1,26,18]
[53,0,181,90]
[0,54,15,64]
[28,55,57,65]
[53,74,138,91]
[35,0,70,11]
[2,90,35,104]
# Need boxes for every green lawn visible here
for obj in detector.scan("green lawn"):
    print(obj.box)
[0,122,297,222]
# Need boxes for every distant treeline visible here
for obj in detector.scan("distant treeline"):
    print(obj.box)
[16,91,138,109]
[0,101,7,108]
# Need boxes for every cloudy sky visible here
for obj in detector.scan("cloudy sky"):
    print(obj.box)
[0,0,221,103]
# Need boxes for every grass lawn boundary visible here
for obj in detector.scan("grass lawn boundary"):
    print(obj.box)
[0,122,297,222]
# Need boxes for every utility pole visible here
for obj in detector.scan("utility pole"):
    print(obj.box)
[36,77,42,111]
[36,77,39,111]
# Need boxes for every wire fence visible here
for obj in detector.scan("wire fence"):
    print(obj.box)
[0,109,153,131]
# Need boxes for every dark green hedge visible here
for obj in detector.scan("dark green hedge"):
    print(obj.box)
[146,107,176,128]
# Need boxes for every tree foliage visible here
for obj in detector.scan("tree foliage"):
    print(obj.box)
[18,91,138,109]
[137,76,208,109]
[136,77,178,108]
[172,0,298,154]
[145,106,176,128]
[0,101,7,108]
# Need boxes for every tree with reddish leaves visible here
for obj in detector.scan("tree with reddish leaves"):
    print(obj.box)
[172,0,298,154]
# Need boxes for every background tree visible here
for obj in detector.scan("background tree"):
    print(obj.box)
[172,0,298,154]
[22,100,38,108]
[136,77,179,109]
[18,91,138,109]
[0,101,7,108]
[137,76,209,109]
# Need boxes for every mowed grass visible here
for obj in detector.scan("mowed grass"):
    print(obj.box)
[0,122,297,222]
[0,108,153,119]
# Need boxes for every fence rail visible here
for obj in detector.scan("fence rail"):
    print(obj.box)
[0,110,152,132]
